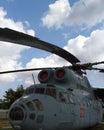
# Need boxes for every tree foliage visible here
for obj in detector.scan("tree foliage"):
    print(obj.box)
[0,85,25,109]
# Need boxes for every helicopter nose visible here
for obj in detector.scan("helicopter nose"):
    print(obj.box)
[8,98,44,130]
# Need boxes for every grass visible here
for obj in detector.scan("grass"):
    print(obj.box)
[0,120,104,130]
[0,119,13,130]
[0,127,13,130]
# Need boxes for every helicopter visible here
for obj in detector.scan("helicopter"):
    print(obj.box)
[0,28,104,130]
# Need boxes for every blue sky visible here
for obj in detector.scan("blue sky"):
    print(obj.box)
[0,0,104,98]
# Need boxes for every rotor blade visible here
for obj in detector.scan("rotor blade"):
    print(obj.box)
[86,61,104,66]
[0,28,80,64]
[0,66,69,74]
[0,67,53,74]
[90,67,104,72]
[73,61,104,70]
[100,69,104,72]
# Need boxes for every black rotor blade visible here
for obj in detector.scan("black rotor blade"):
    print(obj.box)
[0,67,53,74]
[73,61,104,70]
[0,66,70,74]
[90,67,104,73]
[100,70,104,72]
[0,28,80,64]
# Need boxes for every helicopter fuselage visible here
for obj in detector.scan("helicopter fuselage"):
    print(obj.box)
[8,68,103,130]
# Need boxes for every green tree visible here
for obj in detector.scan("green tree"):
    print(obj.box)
[0,85,25,109]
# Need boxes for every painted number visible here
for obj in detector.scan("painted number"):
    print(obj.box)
[80,107,85,118]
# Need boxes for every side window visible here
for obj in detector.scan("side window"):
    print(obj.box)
[33,99,44,111]
[59,92,66,102]
[68,93,75,104]
[46,88,56,98]
[26,102,35,111]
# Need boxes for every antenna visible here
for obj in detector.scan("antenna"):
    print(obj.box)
[32,74,35,85]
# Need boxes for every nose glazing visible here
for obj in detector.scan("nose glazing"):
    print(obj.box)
[9,106,25,121]
[9,98,45,130]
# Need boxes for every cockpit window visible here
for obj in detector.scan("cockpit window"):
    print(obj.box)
[46,87,56,98]
[35,88,45,94]
[68,93,75,104]
[33,99,43,111]
[24,86,35,95]
[24,85,56,99]
[26,102,35,111]
[59,92,66,102]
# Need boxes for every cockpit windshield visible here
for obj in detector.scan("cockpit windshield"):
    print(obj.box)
[46,87,56,98]
[24,85,35,95]
[35,88,45,94]
[24,84,56,99]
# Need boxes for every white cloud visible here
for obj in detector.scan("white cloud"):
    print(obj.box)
[64,29,104,63]
[42,0,70,28]
[0,7,35,34]
[0,7,35,83]
[26,55,69,69]
[0,7,6,18]
[27,29,35,36]
[42,0,104,29]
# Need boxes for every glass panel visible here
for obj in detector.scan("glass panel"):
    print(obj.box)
[68,93,75,104]
[59,92,66,102]
[9,107,24,121]
[26,102,35,111]
[29,113,35,120]
[33,99,43,111]
[25,86,35,95]
[35,88,44,94]
[36,115,44,123]
[46,88,56,98]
